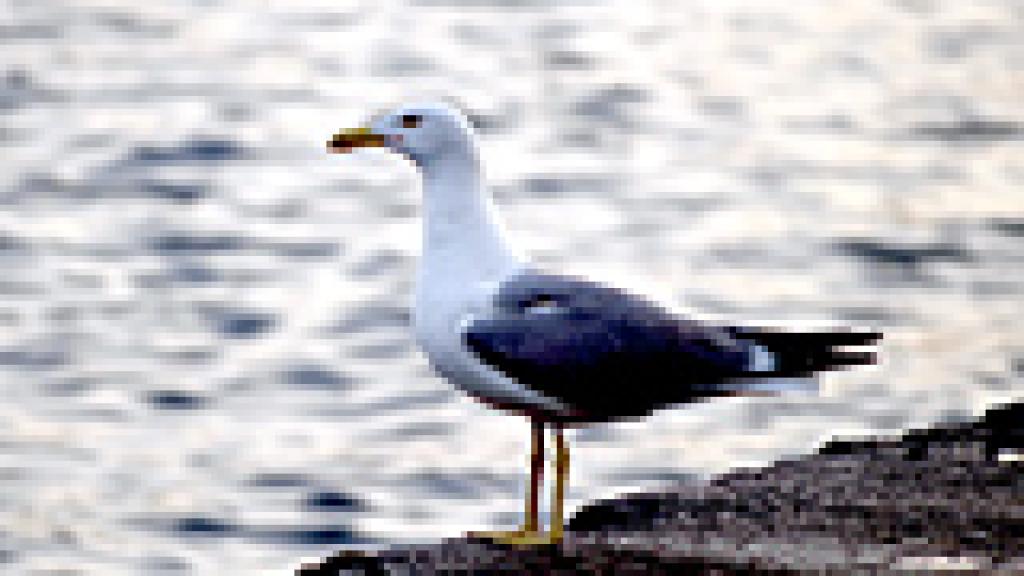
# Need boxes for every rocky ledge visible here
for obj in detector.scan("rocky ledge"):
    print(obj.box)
[297,402,1023,575]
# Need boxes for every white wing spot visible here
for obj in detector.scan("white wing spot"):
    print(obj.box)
[524,295,561,315]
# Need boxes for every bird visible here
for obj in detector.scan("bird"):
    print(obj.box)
[326,102,881,546]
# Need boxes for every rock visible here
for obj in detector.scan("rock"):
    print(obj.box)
[297,403,1024,574]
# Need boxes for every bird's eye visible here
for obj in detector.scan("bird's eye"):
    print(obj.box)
[400,114,423,129]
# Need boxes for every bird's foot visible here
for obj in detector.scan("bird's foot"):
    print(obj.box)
[466,528,562,546]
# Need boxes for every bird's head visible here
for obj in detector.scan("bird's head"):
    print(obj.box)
[327,102,475,167]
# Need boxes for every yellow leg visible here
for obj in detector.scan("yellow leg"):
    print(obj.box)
[550,423,568,543]
[525,419,544,532]
[485,423,568,545]
[467,419,550,544]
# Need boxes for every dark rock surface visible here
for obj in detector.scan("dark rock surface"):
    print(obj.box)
[297,403,1023,575]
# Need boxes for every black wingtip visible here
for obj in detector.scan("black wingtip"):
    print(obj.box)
[818,349,879,370]
[736,327,882,377]
[734,327,882,347]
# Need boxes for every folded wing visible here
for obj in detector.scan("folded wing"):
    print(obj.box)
[462,271,754,420]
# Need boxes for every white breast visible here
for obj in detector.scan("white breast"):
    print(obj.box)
[413,276,567,414]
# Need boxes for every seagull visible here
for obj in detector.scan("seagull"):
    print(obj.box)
[327,102,881,546]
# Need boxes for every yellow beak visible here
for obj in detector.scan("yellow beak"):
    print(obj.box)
[327,126,389,153]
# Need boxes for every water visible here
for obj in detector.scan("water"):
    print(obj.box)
[1,0,1021,573]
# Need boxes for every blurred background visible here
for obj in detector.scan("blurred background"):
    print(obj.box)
[0,0,1021,573]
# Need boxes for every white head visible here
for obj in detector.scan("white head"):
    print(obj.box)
[328,102,478,169]
[328,102,523,275]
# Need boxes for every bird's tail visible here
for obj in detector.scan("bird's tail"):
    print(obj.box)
[730,326,882,378]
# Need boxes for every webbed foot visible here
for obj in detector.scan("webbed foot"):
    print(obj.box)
[466,529,562,546]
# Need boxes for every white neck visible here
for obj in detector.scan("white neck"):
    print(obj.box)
[417,144,522,290]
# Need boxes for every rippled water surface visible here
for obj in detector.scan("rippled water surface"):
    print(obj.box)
[1,0,1021,573]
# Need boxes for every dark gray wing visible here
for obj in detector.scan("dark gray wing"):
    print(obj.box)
[462,270,754,421]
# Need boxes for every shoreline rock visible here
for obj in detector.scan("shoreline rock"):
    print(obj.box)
[298,402,1023,574]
